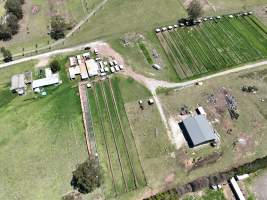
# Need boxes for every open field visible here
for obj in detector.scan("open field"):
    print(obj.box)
[157,15,267,79]
[0,0,101,54]
[87,77,147,198]
[0,58,88,200]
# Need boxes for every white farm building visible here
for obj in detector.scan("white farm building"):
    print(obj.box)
[85,59,99,77]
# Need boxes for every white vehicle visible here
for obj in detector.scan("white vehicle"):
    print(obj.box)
[162,27,167,32]
[110,67,115,73]
[100,68,104,73]
[103,61,108,66]
[152,64,161,70]
[113,60,118,65]
[94,49,99,55]
[104,67,110,72]
[95,57,101,62]
[114,65,120,71]
[155,28,161,33]
[100,73,107,77]
[119,65,124,70]
[109,61,114,67]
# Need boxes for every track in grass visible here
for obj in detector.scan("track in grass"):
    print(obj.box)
[157,15,267,79]
[87,78,146,197]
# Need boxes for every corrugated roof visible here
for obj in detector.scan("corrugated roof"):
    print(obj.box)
[10,74,25,90]
[182,115,216,146]
[85,59,99,77]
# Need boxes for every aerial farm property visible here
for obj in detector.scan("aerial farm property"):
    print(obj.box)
[0,1,267,200]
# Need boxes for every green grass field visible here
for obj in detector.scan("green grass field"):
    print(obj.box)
[0,58,88,200]
[157,15,267,79]
[0,0,101,54]
[87,78,146,198]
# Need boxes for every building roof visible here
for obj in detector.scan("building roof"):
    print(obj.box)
[10,74,25,91]
[85,59,99,77]
[79,61,88,80]
[32,73,60,89]
[69,57,77,67]
[69,66,81,79]
[182,115,216,146]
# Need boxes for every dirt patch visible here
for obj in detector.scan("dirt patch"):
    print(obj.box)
[35,57,49,68]
[190,152,223,171]
[168,117,186,149]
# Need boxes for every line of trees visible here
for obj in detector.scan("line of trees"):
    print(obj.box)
[145,155,267,199]
[0,0,25,41]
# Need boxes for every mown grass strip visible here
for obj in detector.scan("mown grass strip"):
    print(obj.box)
[138,42,153,64]
[102,80,136,191]
[95,83,127,194]
[111,77,147,187]
[89,87,117,197]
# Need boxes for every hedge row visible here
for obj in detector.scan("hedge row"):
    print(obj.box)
[145,156,267,199]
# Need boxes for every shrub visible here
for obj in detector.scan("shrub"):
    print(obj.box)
[71,159,102,194]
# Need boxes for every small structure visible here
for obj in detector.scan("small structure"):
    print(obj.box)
[114,65,120,72]
[155,28,161,33]
[69,65,81,79]
[229,15,234,18]
[168,26,173,30]
[24,71,33,84]
[196,106,207,116]
[69,57,78,67]
[78,60,88,80]
[110,67,115,73]
[229,177,245,200]
[119,65,124,70]
[162,27,167,31]
[10,74,26,95]
[83,52,90,60]
[181,115,217,147]
[85,59,99,77]
[152,64,161,70]
[148,98,154,105]
[236,174,249,181]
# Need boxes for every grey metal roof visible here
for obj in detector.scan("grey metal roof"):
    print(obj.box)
[182,115,216,146]
[10,74,25,90]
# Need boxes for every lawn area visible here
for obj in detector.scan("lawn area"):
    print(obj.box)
[157,15,267,79]
[87,77,147,198]
[0,58,88,200]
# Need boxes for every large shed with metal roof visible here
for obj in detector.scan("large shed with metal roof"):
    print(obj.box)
[181,115,217,147]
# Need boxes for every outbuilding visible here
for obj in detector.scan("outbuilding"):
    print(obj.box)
[181,115,217,147]
[69,57,78,67]
[85,59,99,77]
[10,74,26,95]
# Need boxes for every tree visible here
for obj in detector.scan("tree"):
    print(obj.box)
[0,25,12,41]
[5,0,23,19]
[6,13,19,34]
[50,15,67,40]
[49,60,60,73]
[71,159,102,194]
[1,47,12,62]
[187,0,203,19]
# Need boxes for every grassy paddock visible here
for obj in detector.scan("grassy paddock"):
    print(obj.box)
[0,58,88,200]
